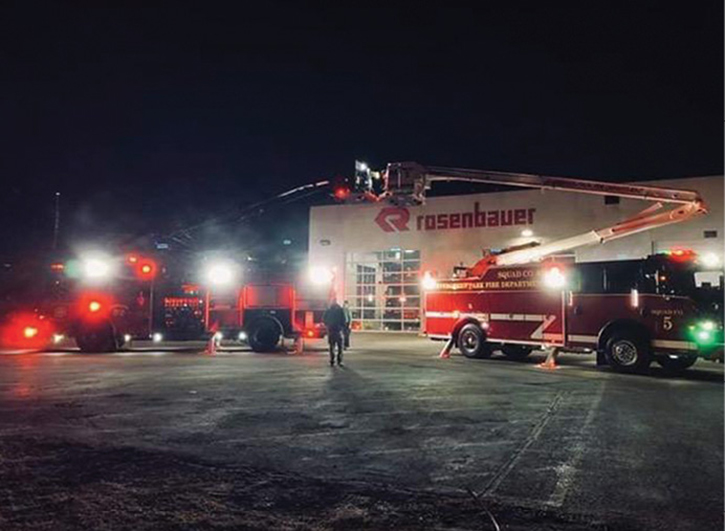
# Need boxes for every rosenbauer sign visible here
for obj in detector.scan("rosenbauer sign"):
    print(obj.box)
[374,203,536,233]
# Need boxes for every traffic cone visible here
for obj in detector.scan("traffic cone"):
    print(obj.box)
[204,334,217,355]
[439,337,455,359]
[538,347,559,370]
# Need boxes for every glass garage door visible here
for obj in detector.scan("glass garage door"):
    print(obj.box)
[344,249,421,331]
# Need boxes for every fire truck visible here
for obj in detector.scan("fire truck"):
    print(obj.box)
[425,253,723,373]
[1,252,326,353]
[0,252,161,352]
[350,162,722,373]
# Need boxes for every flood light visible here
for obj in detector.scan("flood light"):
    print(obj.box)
[543,267,566,289]
[205,261,235,286]
[309,265,334,285]
[422,271,437,290]
[701,252,721,268]
[83,258,110,279]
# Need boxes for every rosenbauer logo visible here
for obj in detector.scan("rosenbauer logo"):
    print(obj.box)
[374,202,536,233]
[375,207,411,233]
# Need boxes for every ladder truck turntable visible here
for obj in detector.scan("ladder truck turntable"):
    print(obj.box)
[351,162,721,373]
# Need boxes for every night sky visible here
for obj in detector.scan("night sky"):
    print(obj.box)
[1,2,722,258]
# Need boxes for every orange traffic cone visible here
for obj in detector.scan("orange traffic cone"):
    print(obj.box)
[204,334,218,355]
[538,347,559,370]
[439,337,455,359]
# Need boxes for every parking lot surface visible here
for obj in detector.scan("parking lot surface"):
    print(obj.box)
[0,334,721,530]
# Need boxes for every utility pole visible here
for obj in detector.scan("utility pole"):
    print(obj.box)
[52,191,60,250]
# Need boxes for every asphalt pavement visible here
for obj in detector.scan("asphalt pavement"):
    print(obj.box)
[0,334,721,530]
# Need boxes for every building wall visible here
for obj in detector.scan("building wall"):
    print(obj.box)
[309,175,723,307]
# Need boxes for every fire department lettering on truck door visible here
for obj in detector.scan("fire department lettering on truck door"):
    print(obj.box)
[425,265,564,345]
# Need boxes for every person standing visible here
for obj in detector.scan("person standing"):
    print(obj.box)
[323,300,345,366]
[342,300,352,349]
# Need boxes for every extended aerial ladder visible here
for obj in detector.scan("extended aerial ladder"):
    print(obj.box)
[160,159,707,272]
[353,161,708,273]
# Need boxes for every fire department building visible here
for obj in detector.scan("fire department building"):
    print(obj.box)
[308,176,723,332]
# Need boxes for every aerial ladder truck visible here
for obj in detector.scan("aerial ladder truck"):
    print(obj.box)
[348,161,718,373]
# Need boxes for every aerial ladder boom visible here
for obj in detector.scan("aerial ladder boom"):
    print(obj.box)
[369,162,708,271]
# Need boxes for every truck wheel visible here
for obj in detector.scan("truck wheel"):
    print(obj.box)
[247,319,281,352]
[657,354,697,373]
[604,332,651,374]
[458,323,492,359]
[502,344,532,361]
[76,323,117,353]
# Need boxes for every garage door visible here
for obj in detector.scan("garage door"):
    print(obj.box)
[344,249,421,331]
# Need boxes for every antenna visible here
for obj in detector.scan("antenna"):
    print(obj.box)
[52,192,61,250]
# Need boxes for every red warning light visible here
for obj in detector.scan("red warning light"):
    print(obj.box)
[127,255,139,264]
[78,292,113,320]
[668,248,696,263]
[50,262,65,272]
[135,259,157,280]
[0,312,53,348]
[334,187,350,200]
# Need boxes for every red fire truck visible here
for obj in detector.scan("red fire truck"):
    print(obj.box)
[0,252,161,352]
[425,253,723,373]
[1,253,326,353]
[351,161,721,373]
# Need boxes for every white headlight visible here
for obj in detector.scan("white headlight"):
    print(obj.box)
[152,332,163,342]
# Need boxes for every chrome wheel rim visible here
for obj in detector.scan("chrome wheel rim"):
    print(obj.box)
[462,331,478,350]
[612,340,638,366]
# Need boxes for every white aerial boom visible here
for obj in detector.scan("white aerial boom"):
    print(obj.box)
[357,161,707,271]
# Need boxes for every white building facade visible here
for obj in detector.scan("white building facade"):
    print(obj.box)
[309,176,723,332]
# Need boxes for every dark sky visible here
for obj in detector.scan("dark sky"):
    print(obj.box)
[0,2,722,257]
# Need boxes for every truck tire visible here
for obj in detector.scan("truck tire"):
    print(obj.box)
[247,319,281,352]
[604,332,651,374]
[458,323,492,359]
[502,344,532,361]
[76,322,117,353]
[656,354,697,373]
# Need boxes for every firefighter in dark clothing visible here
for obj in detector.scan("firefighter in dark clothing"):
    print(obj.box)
[323,301,346,366]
